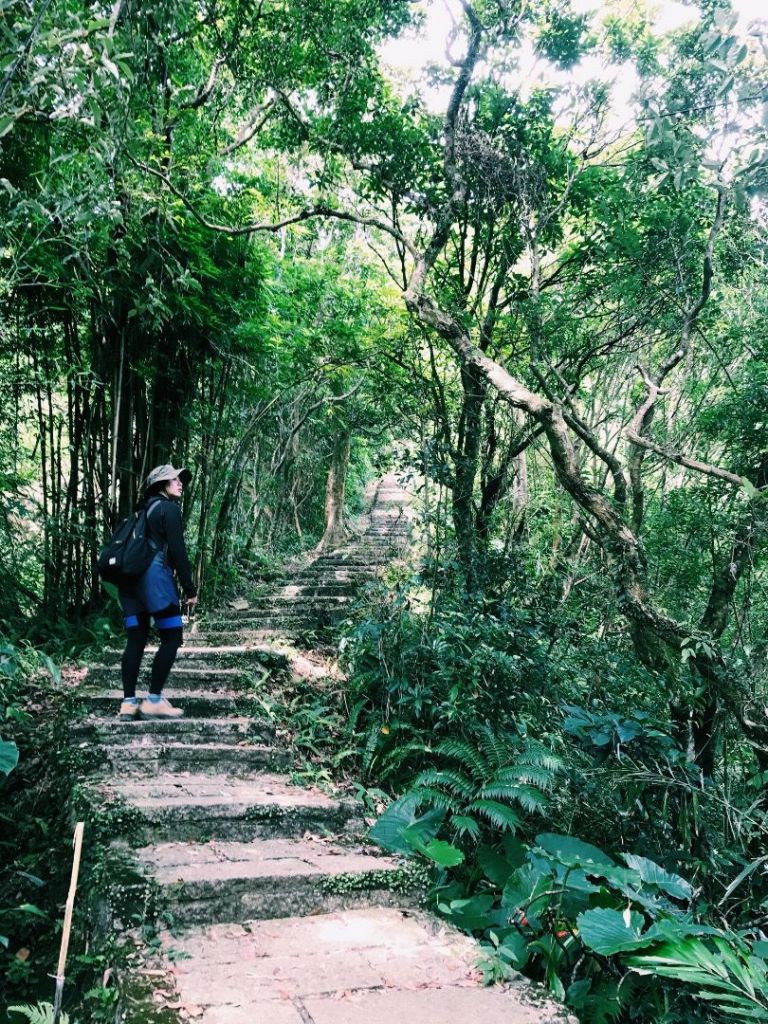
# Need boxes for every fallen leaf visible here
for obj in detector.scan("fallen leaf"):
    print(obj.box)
[15,948,30,962]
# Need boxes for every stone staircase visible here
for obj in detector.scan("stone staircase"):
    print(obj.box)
[74,476,571,1024]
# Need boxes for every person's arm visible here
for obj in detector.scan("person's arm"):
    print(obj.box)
[162,502,198,598]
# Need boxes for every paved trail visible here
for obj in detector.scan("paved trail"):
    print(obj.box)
[76,477,572,1024]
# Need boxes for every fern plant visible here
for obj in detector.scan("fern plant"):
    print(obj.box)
[8,1004,71,1024]
[409,726,562,840]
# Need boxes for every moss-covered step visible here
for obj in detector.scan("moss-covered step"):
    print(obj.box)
[90,771,363,843]
[76,690,261,718]
[270,582,361,597]
[202,613,332,631]
[86,665,256,692]
[71,715,274,745]
[136,837,422,926]
[99,740,289,776]
[231,595,354,613]
[98,645,287,669]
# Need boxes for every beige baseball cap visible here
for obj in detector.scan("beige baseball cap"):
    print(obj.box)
[144,464,192,489]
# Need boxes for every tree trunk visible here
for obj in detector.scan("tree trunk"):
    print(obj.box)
[452,365,485,592]
[316,430,351,552]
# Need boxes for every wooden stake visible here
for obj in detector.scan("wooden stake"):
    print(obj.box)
[52,821,85,1024]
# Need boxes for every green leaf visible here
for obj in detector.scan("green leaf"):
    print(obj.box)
[742,477,759,500]
[418,839,464,867]
[536,832,614,869]
[368,793,420,854]
[16,903,47,918]
[0,739,18,776]
[478,845,518,887]
[465,799,521,832]
[577,907,662,955]
[621,854,693,901]
[369,796,445,856]
[442,893,496,930]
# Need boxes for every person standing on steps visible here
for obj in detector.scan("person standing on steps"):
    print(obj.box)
[118,465,199,721]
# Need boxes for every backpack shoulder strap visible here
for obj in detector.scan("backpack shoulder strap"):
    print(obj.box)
[144,497,168,559]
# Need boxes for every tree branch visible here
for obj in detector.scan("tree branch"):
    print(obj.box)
[220,96,276,155]
[628,184,728,529]
[127,155,417,254]
[177,55,225,112]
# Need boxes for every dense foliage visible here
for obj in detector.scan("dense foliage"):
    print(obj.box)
[2,0,768,1020]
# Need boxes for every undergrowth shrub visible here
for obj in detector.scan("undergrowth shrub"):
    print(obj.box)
[0,637,135,1020]
[343,575,768,1022]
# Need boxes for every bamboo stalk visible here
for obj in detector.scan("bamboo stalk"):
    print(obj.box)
[52,822,85,1024]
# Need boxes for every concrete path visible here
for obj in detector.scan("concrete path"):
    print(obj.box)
[75,477,573,1024]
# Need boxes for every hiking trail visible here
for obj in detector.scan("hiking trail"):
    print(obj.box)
[74,475,573,1024]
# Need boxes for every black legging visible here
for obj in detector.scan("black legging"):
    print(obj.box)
[121,613,183,698]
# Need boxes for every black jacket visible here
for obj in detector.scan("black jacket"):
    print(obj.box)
[143,496,197,598]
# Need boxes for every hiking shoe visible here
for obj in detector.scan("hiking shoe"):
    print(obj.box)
[139,697,184,719]
[119,700,141,721]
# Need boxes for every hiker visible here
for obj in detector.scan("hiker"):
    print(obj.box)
[118,465,198,720]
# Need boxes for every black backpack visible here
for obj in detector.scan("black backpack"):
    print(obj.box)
[97,500,162,585]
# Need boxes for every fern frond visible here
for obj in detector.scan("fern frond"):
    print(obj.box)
[517,741,563,773]
[411,768,474,798]
[481,783,549,814]
[477,724,515,770]
[450,813,482,841]
[493,764,557,789]
[465,799,522,832]
[8,1005,68,1024]
[345,698,368,736]
[361,721,382,778]
[477,784,548,813]
[435,738,487,774]
[411,786,460,812]
[379,741,431,776]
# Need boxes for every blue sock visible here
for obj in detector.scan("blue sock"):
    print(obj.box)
[124,697,139,704]
[147,694,161,703]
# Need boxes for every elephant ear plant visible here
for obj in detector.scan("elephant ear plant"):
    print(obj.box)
[370,803,768,1022]
[0,738,18,776]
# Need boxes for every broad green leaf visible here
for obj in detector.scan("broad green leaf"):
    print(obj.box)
[536,832,615,868]
[442,893,496,930]
[577,907,662,955]
[621,853,693,900]
[478,844,518,887]
[0,739,18,776]
[16,903,47,918]
[368,793,420,854]
[418,839,464,867]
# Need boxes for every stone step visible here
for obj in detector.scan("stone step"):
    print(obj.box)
[309,561,387,569]
[157,907,569,1023]
[101,741,287,776]
[78,690,257,718]
[272,583,360,597]
[72,716,273,745]
[87,666,254,692]
[237,595,354,613]
[181,633,252,648]
[205,613,346,632]
[100,645,286,669]
[95,772,362,842]
[137,837,415,926]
